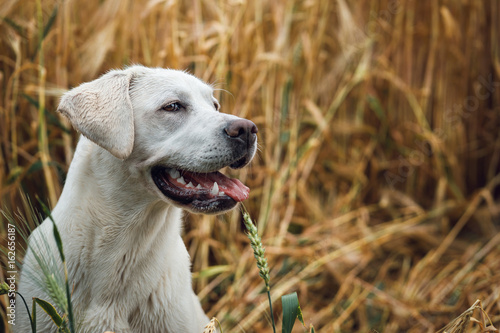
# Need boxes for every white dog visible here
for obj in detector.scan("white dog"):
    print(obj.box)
[16,65,257,333]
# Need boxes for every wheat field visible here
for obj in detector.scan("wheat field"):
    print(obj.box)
[1,0,500,332]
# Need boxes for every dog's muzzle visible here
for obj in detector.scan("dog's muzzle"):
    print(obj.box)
[152,119,258,214]
[225,119,258,169]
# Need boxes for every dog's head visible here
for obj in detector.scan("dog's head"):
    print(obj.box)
[57,65,257,214]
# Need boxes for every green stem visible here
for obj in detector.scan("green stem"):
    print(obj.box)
[64,264,75,333]
[267,286,276,333]
[15,291,35,332]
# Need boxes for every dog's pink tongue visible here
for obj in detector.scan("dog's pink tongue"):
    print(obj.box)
[218,177,249,202]
[192,171,250,202]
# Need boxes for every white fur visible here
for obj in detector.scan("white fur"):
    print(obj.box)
[15,66,256,333]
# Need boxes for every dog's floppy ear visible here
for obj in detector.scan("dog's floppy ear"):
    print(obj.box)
[57,70,135,160]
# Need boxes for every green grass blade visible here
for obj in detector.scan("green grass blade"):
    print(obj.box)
[0,282,8,295]
[32,297,37,333]
[366,95,387,122]
[297,302,305,326]
[34,297,64,327]
[281,292,299,333]
[42,6,58,41]
[50,220,65,262]
[1,17,24,35]
[32,4,58,60]
[22,94,71,134]
[64,281,75,333]
[38,200,65,262]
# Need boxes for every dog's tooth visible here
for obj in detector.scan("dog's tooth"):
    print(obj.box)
[218,191,225,196]
[169,169,180,179]
[211,182,219,195]
[186,182,194,188]
[177,176,186,185]
[196,184,203,189]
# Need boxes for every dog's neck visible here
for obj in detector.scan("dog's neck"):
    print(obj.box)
[52,138,185,286]
[45,138,193,311]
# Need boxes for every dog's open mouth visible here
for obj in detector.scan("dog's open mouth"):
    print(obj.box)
[151,166,249,213]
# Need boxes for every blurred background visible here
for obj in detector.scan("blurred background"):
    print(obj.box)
[1,0,499,332]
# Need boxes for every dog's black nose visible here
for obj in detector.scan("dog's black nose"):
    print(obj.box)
[225,119,258,142]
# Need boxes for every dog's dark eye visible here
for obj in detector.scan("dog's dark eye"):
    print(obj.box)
[214,102,220,111]
[162,102,182,112]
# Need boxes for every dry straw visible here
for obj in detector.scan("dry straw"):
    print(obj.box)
[203,317,222,333]
[1,0,500,332]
